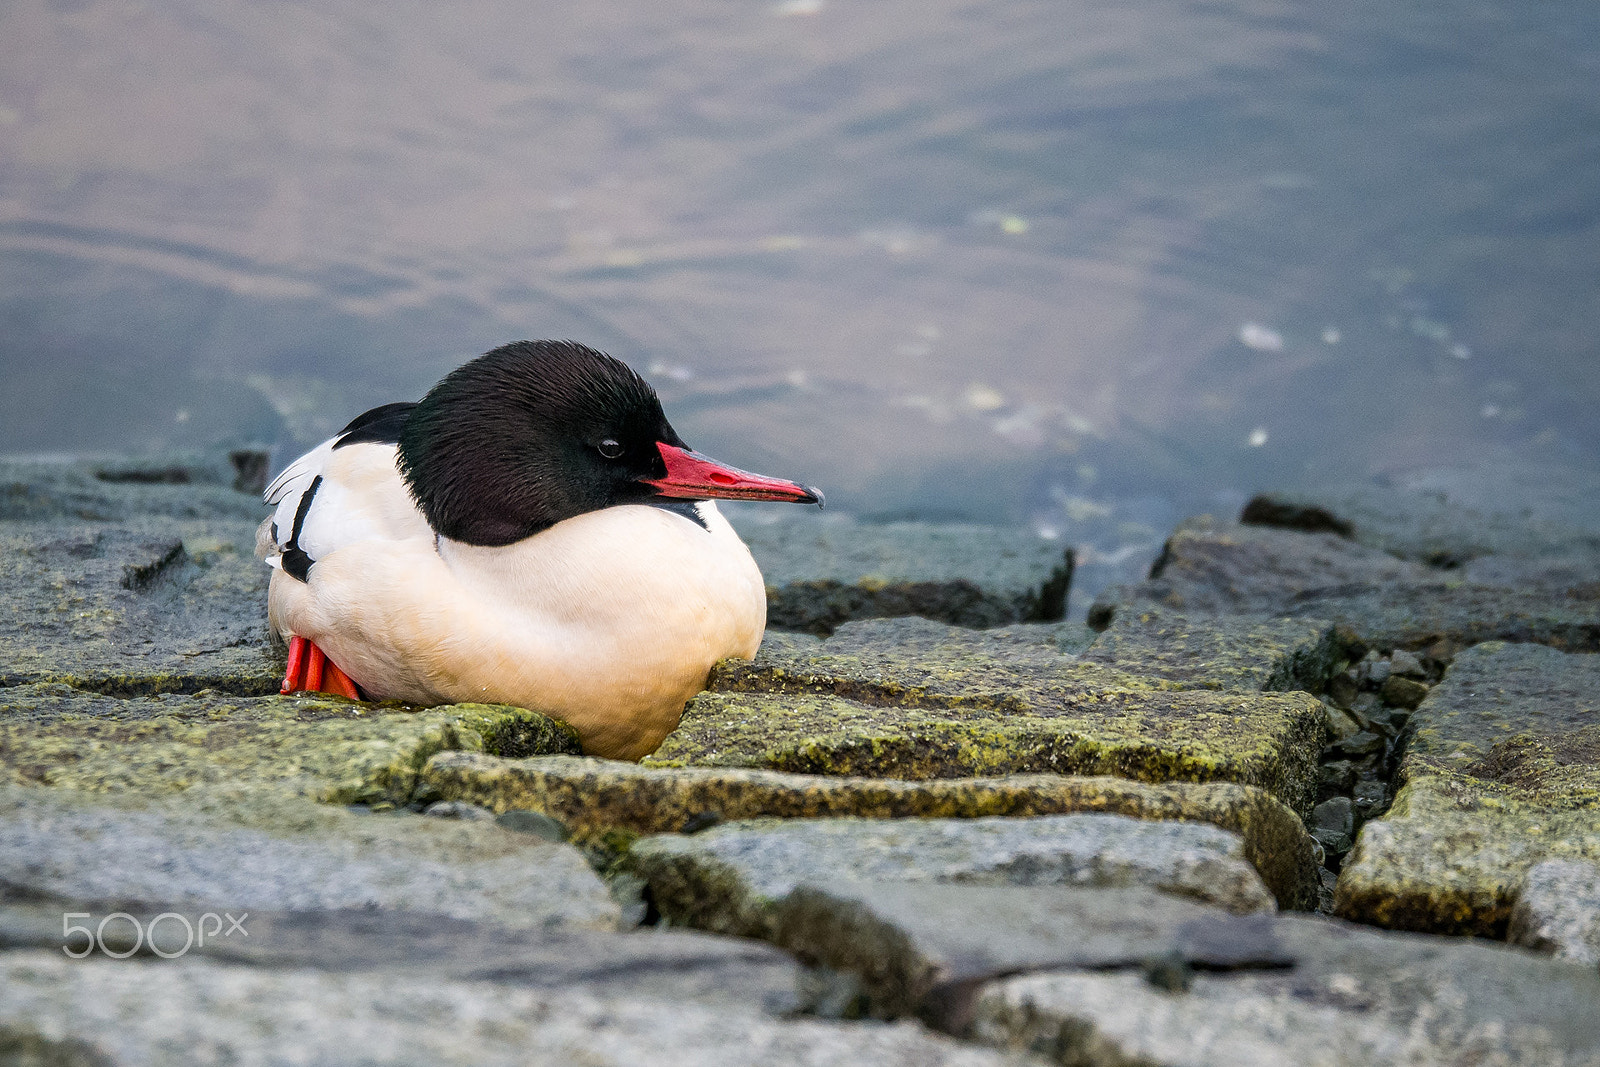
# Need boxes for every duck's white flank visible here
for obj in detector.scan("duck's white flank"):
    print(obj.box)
[259,441,766,761]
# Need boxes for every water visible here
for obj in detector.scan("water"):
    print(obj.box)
[3,0,1598,602]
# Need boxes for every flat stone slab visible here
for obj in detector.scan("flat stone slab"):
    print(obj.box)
[627,815,1277,935]
[0,951,1032,1067]
[0,905,802,1012]
[726,510,1074,634]
[1078,607,1347,693]
[1336,642,1600,936]
[1510,860,1600,965]
[1242,465,1600,566]
[0,685,578,804]
[0,452,270,524]
[971,912,1600,1066]
[0,786,620,931]
[1092,521,1600,651]
[0,519,279,693]
[422,753,1318,909]
[655,618,1326,814]
[637,875,1295,1023]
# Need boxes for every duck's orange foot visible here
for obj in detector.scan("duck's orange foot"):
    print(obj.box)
[281,635,362,700]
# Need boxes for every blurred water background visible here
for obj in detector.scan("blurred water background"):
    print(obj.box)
[2,0,1597,605]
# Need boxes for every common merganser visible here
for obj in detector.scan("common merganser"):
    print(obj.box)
[257,340,821,760]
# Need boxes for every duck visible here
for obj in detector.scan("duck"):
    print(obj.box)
[257,340,822,760]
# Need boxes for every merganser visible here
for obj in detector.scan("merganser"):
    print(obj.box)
[257,340,821,760]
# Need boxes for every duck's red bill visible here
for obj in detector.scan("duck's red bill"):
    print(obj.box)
[647,443,822,505]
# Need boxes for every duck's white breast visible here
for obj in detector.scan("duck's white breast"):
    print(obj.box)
[270,500,765,760]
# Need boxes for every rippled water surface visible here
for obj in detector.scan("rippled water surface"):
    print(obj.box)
[3,0,1598,591]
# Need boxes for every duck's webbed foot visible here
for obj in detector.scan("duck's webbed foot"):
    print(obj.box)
[280,635,362,700]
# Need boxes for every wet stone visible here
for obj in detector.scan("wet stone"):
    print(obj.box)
[1509,859,1600,966]
[0,785,621,931]
[654,617,1326,814]
[422,753,1320,909]
[0,951,1028,1067]
[970,912,1600,1066]
[1381,675,1429,710]
[646,875,1292,1025]
[0,519,280,694]
[1076,607,1348,694]
[1337,642,1600,936]
[624,815,1279,943]
[726,510,1075,635]
[1092,520,1600,652]
[1309,797,1354,856]
[0,685,579,804]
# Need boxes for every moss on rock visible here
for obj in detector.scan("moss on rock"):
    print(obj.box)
[1336,642,1600,935]
[0,685,578,806]
[650,618,1326,814]
[420,752,1319,908]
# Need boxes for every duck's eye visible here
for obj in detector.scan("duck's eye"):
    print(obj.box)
[597,438,624,459]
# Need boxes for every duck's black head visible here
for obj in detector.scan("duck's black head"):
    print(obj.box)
[396,340,821,546]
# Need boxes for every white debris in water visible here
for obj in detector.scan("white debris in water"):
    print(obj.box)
[175,409,191,424]
[892,394,953,422]
[968,209,1029,234]
[1481,403,1501,419]
[774,0,823,15]
[1238,322,1285,352]
[784,369,810,389]
[858,226,933,255]
[646,361,695,382]
[1451,343,1472,359]
[1410,316,1452,343]
[963,383,1006,411]
[1321,327,1342,345]
[1247,426,1269,447]
[991,409,1045,448]
[916,324,942,341]
[895,341,933,358]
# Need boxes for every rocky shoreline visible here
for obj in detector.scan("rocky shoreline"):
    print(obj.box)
[0,451,1596,1065]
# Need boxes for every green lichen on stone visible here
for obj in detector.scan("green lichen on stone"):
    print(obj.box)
[647,618,1325,814]
[421,752,1320,909]
[1336,641,1600,936]
[0,685,577,807]
[1335,766,1600,937]
[1079,607,1351,694]
[0,519,280,694]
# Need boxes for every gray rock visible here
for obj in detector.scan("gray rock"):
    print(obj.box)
[1078,608,1348,693]
[0,905,804,1012]
[1311,797,1354,839]
[971,913,1600,1066]
[627,815,1278,934]
[0,519,278,694]
[0,452,270,524]
[1336,642,1600,935]
[1380,675,1429,710]
[746,882,1290,1024]
[423,800,496,821]
[423,753,1320,909]
[1239,466,1600,565]
[725,510,1074,635]
[0,951,1035,1067]
[1090,520,1600,651]
[1510,860,1600,966]
[1406,641,1600,762]
[0,788,620,931]
[1388,648,1426,678]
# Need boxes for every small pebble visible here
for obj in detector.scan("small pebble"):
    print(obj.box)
[1381,676,1430,710]
[423,800,496,822]
[1389,649,1426,679]
[495,809,571,842]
